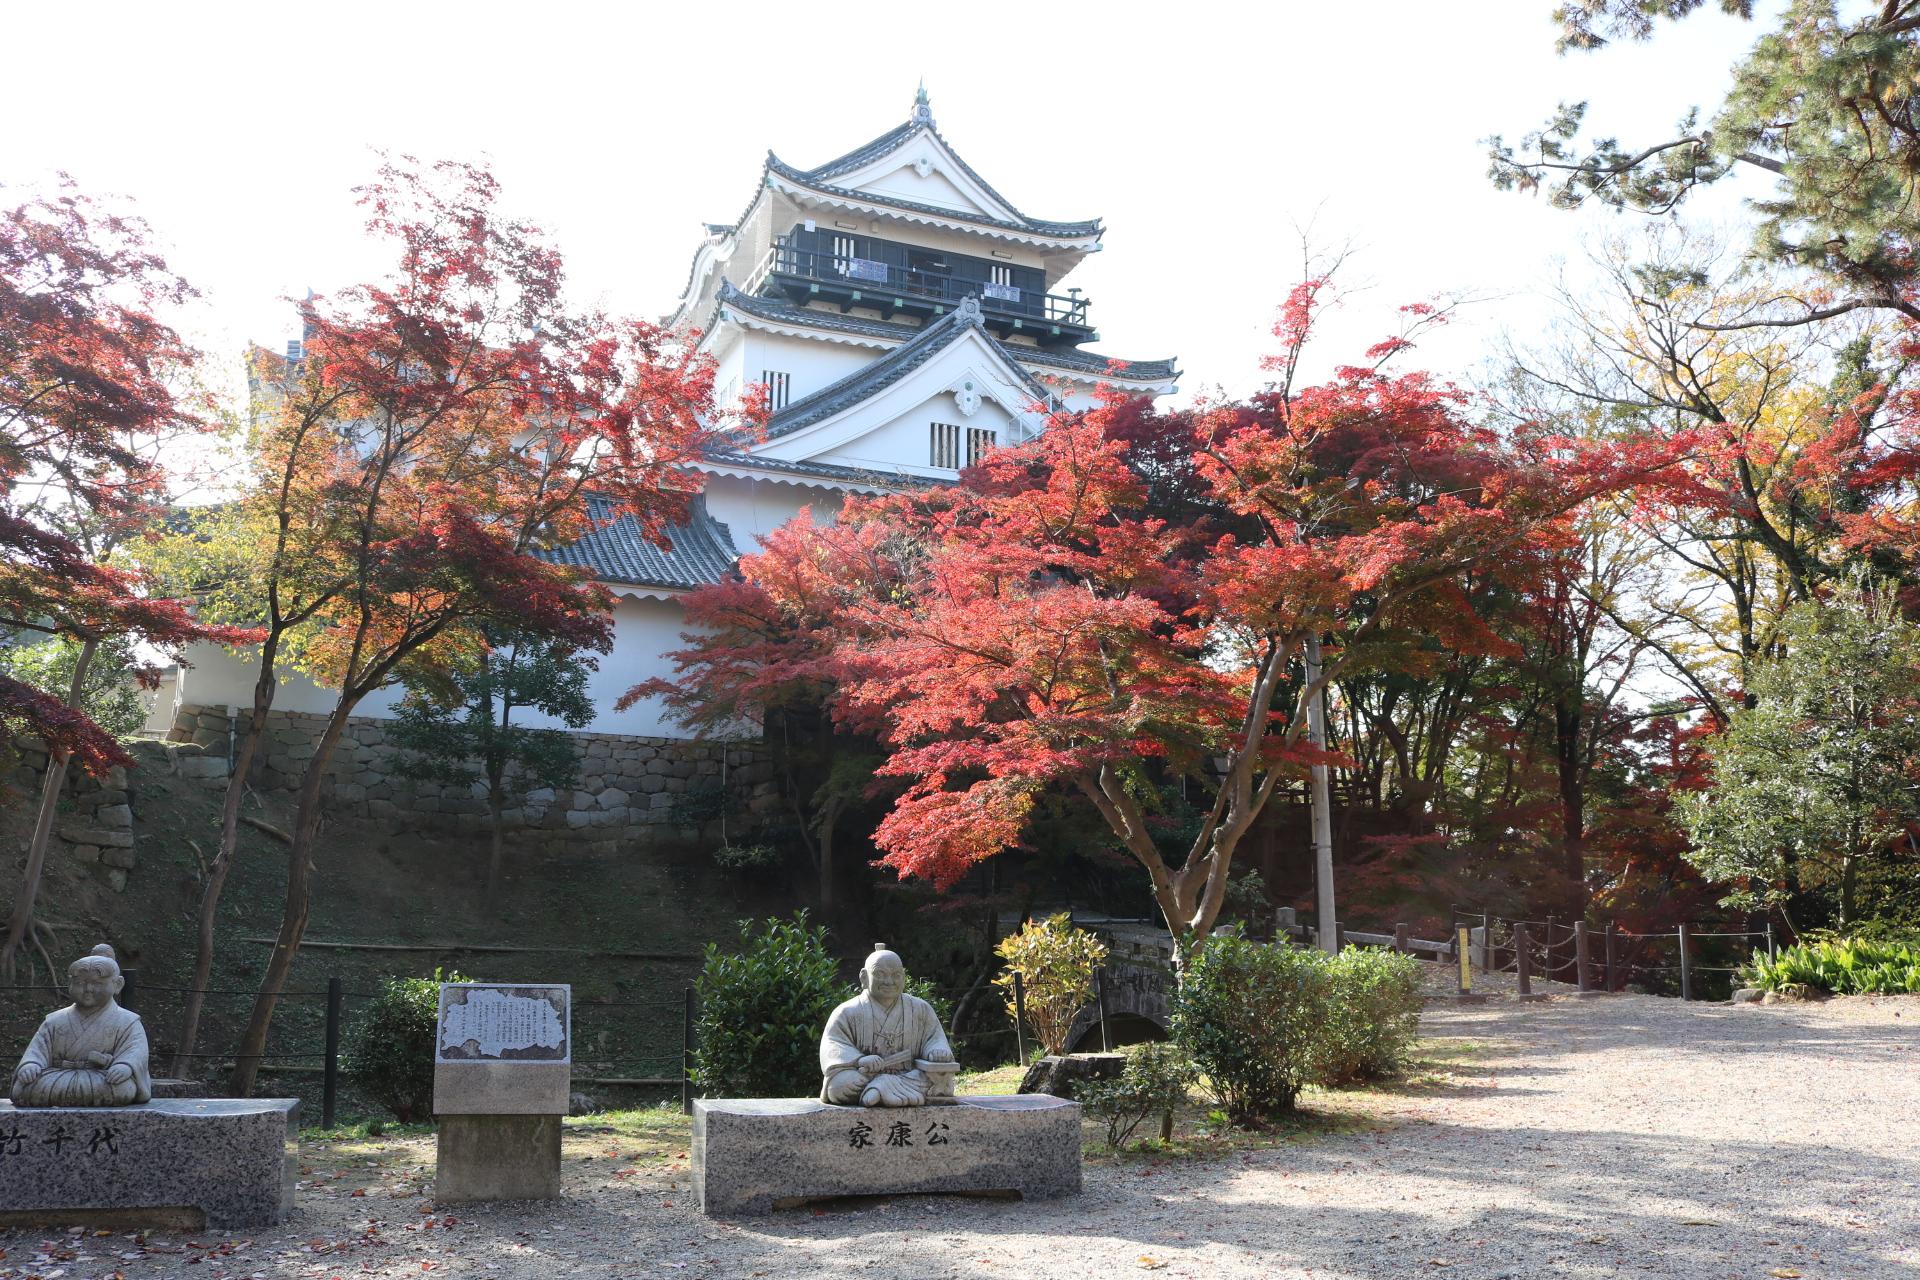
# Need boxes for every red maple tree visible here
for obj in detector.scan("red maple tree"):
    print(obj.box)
[218,158,758,1093]
[0,181,257,978]
[654,282,1687,952]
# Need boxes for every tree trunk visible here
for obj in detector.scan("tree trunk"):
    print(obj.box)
[1553,688,1589,919]
[0,638,98,981]
[174,639,279,1077]
[816,792,840,911]
[1840,852,1858,930]
[485,765,506,904]
[229,702,353,1096]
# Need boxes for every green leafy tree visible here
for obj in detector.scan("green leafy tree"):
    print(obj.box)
[992,914,1109,1057]
[345,968,470,1123]
[693,913,845,1098]
[387,630,595,900]
[1489,1,1920,324]
[1676,576,1920,927]
[0,634,149,741]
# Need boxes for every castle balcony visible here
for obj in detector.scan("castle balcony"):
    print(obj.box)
[747,242,1096,347]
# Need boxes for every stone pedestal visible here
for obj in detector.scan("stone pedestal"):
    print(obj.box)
[432,983,570,1202]
[1017,1052,1125,1099]
[693,1095,1081,1216]
[0,1099,297,1229]
[435,1114,562,1202]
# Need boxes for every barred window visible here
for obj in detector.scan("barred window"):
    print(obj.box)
[966,427,997,467]
[760,370,791,411]
[930,421,961,469]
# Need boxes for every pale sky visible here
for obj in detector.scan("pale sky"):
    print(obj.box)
[10,0,1775,402]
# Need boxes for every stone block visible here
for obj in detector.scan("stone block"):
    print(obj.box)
[1017,1053,1125,1100]
[434,1062,571,1116]
[638,775,667,794]
[692,1096,1080,1216]
[189,728,225,749]
[597,787,629,809]
[89,789,129,809]
[174,756,228,780]
[100,846,136,870]
[0,1099,298,1229]
[435,1114,562,1202]
[60,825,132,849]
[564,810,593,829]
[95,804,134,828]
[105,869,128,892]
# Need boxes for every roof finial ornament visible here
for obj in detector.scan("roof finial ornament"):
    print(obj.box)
[912,80,934,127]
[956,294,982,323]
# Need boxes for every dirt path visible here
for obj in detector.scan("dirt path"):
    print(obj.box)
[8,993,1916,1279]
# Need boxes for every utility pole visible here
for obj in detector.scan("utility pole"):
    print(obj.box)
[1306,633,1337,955]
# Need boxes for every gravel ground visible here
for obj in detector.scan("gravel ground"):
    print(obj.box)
[9,990,1916,1280]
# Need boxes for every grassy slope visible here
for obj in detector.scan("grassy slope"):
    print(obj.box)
[1,750,798,1116]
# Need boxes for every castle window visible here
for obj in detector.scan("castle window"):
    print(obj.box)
[832,234,858,270]
[967,427,997,467]
[930,421,961,469]
[761,370,791,411]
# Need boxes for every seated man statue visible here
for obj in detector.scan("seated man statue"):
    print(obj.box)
[820,945,955,1107]
[10,943,151,1107]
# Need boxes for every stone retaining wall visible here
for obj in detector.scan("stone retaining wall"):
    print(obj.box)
[164,703,776,849]
[3,743,139,893]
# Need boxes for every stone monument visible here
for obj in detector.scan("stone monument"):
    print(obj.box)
[432,982,571,1202]
[0,943,296,1228]
[693,944,1080,1215]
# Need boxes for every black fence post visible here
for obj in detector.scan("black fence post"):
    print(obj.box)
[1393,922,1410,953]
[1095,969,1111,1053]
[681,986,695,1116]
[1334,920,1346,953]
[1766,919,1777,962]
[1678,923,1693,1002]
[1516,924,1533,997]
[1606,921,1619,992]
[1543,916,1556,984]
[119,968,137,1012]
[1012,971,1029,1064]
[322,976,342,1129]
[1574,921,1592,993]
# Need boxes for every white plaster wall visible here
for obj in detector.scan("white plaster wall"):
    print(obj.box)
[173,595,702,739]
[702,474,840,549]
[531,594,689,738]
[816,394,1015,475]
[738,331,872,407]
[856,164,982,218]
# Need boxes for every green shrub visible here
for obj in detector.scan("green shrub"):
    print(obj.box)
[1077,1041,1198,1149]
[694,912,845,1097]
[994,914,1109,1056]
[1171,932,1330,1123]
[1320,947,1424,1083]
[1742,936,1920,995]
[345,967,471,1123]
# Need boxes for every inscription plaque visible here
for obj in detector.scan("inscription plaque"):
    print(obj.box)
[436,985,571,1064]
